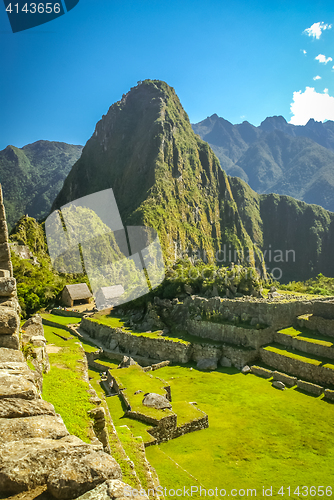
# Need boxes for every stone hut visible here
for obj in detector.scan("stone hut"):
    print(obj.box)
[61,283,92,307]
[95,285,125,310]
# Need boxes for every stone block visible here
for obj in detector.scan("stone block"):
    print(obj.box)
[0,221,8,244]
[297,379,324,396]
[0,307,19,334]
[0,362,34,378]
[272,371,297,387]
[75,480,149,500]
[324,389,334,401]
[220,356,232,367]
[272,380,285,390]
[251,365,273,379]
[22,314,44,337]
[47,451,122,499]
[0,435,103,494]
[0,297,21,314]
[0,398,56,418]
[313,301,334,320]
[0,243,10,261]
[0,347,24,363]
[0,333,19,350]
[196,358,218,370]
[0,261,12,277]
[0,414,69,444]
[0,270,10,278]
[30,335,47,347]
[0,372,38,400]
[0,278,16,297]
[241,365,251,374]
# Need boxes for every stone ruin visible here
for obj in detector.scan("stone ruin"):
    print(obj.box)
[0,185,146,500]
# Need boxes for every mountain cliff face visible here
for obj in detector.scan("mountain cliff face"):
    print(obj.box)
[193,114,334,212]
[53,80,334,281]
[0,141,83,230]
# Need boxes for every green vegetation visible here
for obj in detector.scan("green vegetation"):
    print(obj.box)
[10,215,89,317]
[0,141,82,230]
[42,325,95,442]
[278,273,334,296]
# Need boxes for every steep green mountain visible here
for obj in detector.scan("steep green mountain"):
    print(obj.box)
[0,140,83,229]
[53,80,262,269]
[193,114,334,212]
[53,80,334,281]
[229,178,334,281]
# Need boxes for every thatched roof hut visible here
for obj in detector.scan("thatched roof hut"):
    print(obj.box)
[61,283,92,307]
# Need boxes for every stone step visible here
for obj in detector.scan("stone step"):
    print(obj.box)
[275,326,334,360]
[260,343,334,387]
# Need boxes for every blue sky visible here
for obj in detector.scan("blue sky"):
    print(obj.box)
[0,0,334,150]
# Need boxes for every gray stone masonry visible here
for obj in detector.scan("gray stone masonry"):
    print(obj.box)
[296,380,324,396]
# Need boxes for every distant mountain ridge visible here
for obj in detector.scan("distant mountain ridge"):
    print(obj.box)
[192,114,334,212]
[52,80,334,281]
[0,140,83,229]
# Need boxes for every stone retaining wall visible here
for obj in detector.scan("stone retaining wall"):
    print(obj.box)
[298,315,334,339]
[272,371,297,387]
[296,380,324,396]
[184,295,314,330]
[81,318,259,370]
[187,319,273,349]
[260,348,334,386]
[313,301,334,320]
[51,308,85,318]
[274,331,334,360]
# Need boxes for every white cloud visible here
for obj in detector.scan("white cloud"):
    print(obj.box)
[315,54,333,64]
[313,75,321,80]
[303,50,307,54]
[303,22,332,39]
[290,87,334,125]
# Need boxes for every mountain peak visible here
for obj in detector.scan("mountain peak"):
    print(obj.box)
[259,116,288,132]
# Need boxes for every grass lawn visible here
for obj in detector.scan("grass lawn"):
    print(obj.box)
[42,325,96,442]
[41,319,334,500]
[41,312,82,325]
[143,364,334,499]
